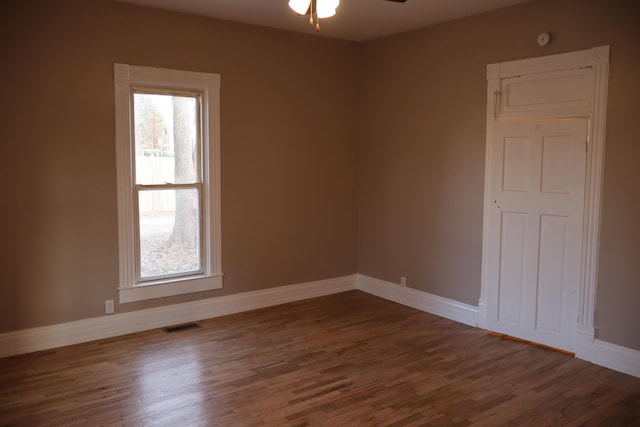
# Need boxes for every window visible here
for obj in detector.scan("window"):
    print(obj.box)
[114,64,222,303]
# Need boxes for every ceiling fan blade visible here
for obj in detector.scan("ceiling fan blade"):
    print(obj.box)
[384,0,407,2]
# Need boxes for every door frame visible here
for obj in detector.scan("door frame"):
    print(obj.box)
[479,46,610,354]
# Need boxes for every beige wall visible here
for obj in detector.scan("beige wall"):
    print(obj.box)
[1,0,638,353]
[358,0,640,351]
[0,0,359,332]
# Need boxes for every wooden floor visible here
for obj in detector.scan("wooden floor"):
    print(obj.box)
[1,291,639,426]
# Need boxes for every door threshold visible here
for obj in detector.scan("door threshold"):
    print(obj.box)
[486,331,575,356]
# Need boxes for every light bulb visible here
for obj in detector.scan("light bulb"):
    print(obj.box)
[289,0,311,15]
[316,0,339,18]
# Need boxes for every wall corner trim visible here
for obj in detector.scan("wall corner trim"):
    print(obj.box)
[356,274,479,327]
[0,275,357,358]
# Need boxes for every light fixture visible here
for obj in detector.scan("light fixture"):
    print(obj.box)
[289,0,340,32]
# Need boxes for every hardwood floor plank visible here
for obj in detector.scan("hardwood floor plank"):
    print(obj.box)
[1,291,638,426]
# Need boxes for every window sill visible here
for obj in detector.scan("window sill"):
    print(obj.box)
[118,274,223,304]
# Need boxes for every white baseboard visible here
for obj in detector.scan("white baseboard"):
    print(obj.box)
[3,272,638,379]
[588,340,640,378]
[576,329,640,378]
[0,274,357,358]
[356,274,479,327]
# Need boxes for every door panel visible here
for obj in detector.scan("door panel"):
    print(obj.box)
[541,136,571,193]
[498,212,528,325]
[503,136,532,192]
[536,214,568,333]
[487,120,587,352]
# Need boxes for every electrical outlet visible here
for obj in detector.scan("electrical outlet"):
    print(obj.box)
[105,300,115,315]
[400,276,407,287]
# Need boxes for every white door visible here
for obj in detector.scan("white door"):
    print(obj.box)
[486,119,587,352]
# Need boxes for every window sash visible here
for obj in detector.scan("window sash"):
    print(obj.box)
[131,88,204,186]
[134,183,205,284]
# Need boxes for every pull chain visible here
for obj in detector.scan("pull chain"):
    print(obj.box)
[308,0,320,31]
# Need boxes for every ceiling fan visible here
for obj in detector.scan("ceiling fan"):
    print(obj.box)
[289,0,407,32]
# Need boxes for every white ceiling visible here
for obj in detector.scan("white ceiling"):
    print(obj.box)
[115,0,533,42]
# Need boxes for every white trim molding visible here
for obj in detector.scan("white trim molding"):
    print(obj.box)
[575,323,596,355]
[579,48,610,329]
[587,341,640,378]
[575,324,640,378]
[477,297,488,329]
[0,275,356,358]
[356,274,479,327]
[577,338,640,379]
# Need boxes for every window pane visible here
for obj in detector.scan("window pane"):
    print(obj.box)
[133,93,200,185]
[138,188,201,279]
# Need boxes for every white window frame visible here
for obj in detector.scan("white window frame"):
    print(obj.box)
[114,63,222,303]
